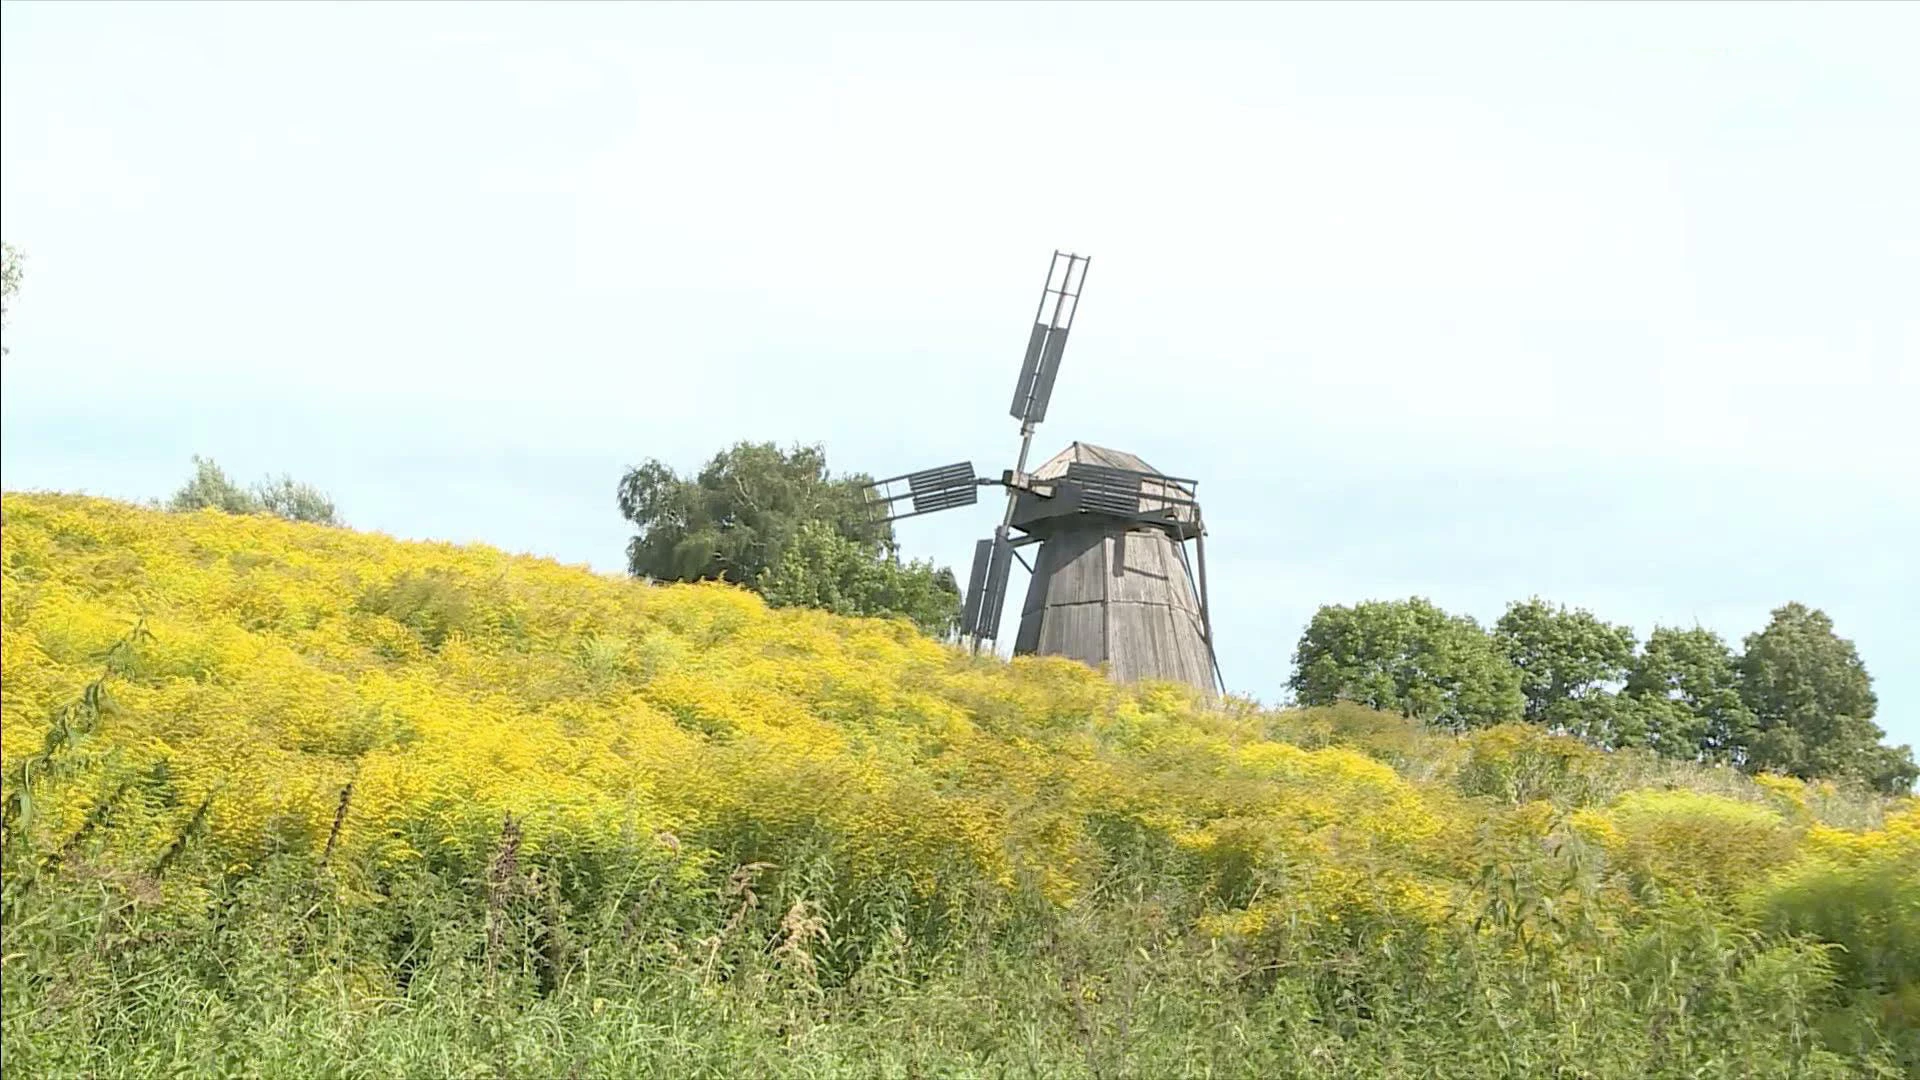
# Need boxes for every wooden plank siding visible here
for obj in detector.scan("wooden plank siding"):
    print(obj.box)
[1013,521,1215,695]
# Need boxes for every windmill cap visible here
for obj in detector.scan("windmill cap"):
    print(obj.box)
[1032,441,1163,480]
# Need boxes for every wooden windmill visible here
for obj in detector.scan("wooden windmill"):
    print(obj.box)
[861,252,1223,695]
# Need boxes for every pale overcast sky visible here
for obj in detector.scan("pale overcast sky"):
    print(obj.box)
[3,2,1915,750]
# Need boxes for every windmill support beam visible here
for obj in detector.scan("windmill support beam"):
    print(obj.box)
[1194,531,1225,695]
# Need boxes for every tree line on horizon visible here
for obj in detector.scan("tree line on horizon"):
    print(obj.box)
[145,443,1919,796]
[1293,595,1915,794]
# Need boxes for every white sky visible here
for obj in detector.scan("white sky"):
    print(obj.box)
[3,2,1916,748]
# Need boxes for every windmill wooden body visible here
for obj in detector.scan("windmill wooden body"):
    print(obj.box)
[862,253,1223,695]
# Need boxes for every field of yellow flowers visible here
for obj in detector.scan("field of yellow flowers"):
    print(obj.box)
[2,492,1915,1078]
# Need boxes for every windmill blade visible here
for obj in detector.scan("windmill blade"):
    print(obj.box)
[861,462,979,525]
[960,539,993,636]
[959,533,1015,641]
[1009,252,1090,427]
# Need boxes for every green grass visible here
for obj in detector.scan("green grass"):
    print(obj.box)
[3,821,1909,1079]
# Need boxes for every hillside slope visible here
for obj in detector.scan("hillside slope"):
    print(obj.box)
[2,493,1915,1077]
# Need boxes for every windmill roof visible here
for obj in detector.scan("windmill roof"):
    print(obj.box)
[1030,442,1163,480]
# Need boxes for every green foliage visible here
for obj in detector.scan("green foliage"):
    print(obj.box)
[167,456,340,526]
[1264,701,1436,772]
[0,241,20,356]
[1757,851,1920,995]
[617,442,960,631]
[617,442,886,586]
[1751,810,1920,1071]
[1739,603,1915,793]
[1297,598,1912,794]
[0,242,19,304]
[168,455,256,514]
[1625,625,1754,762]
[1495,597,1636,742]
[1456,723,1603,805]
[1290,597,1524,732]
[757,520,960,637]
[1856,744,1920,799]
[253,474,341,525]
[1,824,1907,1078]
[1597,790,1799,899]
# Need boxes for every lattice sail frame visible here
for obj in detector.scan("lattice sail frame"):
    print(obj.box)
[861,462,979,527]
[1009,253,1089,427]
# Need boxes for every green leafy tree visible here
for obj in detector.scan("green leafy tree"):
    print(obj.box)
[1624,626,1754,763]
[1289,597,1524,732]
[1,241,22,356]
[1494,598,1637,744]
[1853,743,1920,797]
[168,456,340,525]
[617,442,883,586]
[169,456,259,515]
[758,521,960,637]
[252,474,340,525]
[618,442,960,633]
[1737,603,1914,792]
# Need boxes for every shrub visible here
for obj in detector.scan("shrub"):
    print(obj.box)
[1581,789,1800,899]
[167,456,339,525]
[1456,723,1604,805]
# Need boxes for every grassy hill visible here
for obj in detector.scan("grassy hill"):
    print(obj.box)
[2,492,1914,1077]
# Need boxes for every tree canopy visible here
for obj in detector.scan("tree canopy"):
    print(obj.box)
[1,241,22,357]
[757,520,960,637]
[1290,598,1524,732]
[617,442,883,585]
[1737,603,1911,791]
[168,456,340,526]
[1494,598,1637,742]
[1294,596,1914,793]
[1624,626,1753,762]
[617,442,959,634]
